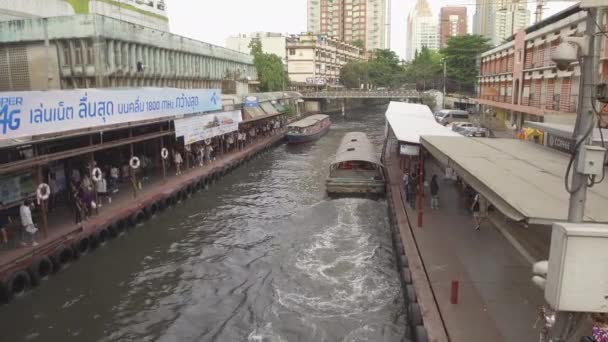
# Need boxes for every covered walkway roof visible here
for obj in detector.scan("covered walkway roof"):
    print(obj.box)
[385,102,461,144]
[421,136,608,225]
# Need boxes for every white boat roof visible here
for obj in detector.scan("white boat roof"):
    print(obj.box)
[421,136,608,225]
[385,102,461,144]
[332,132,382,167]
[288,114,329,128]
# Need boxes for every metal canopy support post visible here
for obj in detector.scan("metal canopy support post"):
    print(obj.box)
[35,164,49,239]
[129,128,137,198]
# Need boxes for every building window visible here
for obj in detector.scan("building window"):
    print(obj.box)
[289,49,296,56]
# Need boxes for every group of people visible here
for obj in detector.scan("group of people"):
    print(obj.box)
[402,168,486,230]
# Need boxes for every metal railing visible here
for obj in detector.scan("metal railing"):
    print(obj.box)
[301,90,421,99]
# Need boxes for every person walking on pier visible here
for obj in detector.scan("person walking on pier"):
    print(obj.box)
[430,175,439,209]
[19,199,38,247]
[471,193,484,230]
[174,150,183,175]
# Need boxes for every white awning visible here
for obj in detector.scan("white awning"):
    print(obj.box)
[421,136,608,225]
[385,102,462,144]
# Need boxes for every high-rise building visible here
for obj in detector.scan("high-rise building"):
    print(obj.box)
[406,0,438,61]
[226,32,288,66]
[439,7,467,48]
[473,0,530,46]
[306,0,386,51]
[0,0,169,31]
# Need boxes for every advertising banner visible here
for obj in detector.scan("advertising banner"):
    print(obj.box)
[400,143,420,156]
[174,110,242,145]
[546,132,574,154]
[0,88,222,141]
[244,96,259,108]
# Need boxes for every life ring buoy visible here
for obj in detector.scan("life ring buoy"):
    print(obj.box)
[161,148,169,160]
[36,183,51,201]
[91,167,102,182]
[130,156,141,169]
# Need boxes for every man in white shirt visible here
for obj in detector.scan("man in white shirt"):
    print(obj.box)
[174,150,183,175]
[96,173,109,206]
[19,199,38,247]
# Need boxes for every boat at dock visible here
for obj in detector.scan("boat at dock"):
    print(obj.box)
[286,114,331,144]
[326,132,385,196]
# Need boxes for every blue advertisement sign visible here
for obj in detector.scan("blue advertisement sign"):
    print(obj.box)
[244,96,259,108]
[0,88,222,141]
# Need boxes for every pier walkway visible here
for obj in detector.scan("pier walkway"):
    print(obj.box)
[385,133,544,342]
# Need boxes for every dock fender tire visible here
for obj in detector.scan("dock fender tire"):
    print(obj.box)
[145,202,159,217]
[406,284,417,303]
[413,325,428,342]
[115,219,127,235]
[89,234,100,249]
[168,194,178,206]
[96,228,110,245]
[402,267,412,284]
[2,271,31,301]
[107,223,118,238]
[74,236,90,255]
[157,198,167,211]
[27,256,54,286]
[129,210,146,226]
[178,189,187,202]
[400,255,408,268]
[408,303,422,326]
[51,245,74,270]
[186,184,194,196]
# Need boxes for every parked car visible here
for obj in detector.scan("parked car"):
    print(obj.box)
[450,122,474,133]
[435,109,470,126]
[461,127,489,137]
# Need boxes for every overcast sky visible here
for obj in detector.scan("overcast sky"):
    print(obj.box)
[167,0,576,60]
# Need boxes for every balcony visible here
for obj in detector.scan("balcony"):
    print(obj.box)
[476,93,578,117]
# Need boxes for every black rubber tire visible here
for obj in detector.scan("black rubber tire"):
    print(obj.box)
[145,202,159,217]
[115,219,127,235]
[185,185,194,197]
[88,234,100,249]
[167,194,177,206]
[400,254,409,267]
[414,325,428,342]
[107,223,118,238]
[408,303,422,326]
[51,245,74,271]
[406,284,417,303]
[75,237,90,255]
[402,267,412,284]
[157,198,167,211]
[129,210,146,226]
[27,256,53,286]
[96,229,110,245]
[1,271,31,301]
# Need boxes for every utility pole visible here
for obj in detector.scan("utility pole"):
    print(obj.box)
[550,6,601,342]
[442,58,447,109]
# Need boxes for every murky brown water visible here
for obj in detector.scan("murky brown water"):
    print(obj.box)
[0,106,407,342]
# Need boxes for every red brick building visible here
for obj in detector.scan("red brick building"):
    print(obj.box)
[476,5,608,132]
[439,6,467,48]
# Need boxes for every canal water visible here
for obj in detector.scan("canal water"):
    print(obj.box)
[0,106,407,342]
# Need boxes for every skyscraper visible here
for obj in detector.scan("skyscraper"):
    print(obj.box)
[307,0,387,51]
[439,7,467,48]
[473,0,530,46]
[406,0,438,61]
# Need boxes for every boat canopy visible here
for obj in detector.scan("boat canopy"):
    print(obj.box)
[288,114,329,128]
[331,132,382,167]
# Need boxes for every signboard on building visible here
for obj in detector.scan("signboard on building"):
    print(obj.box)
[306,77,326,85]
[546,132,575,154]
[174,110,242,145]
[400,143,420,156]
[0,88,222,141]
[244,96,259,107]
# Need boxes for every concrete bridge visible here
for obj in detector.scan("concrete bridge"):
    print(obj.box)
[301,90,421,100]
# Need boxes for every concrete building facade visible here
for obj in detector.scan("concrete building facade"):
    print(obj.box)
[0,0,169,31]
[439,6,467,48]
[406,0,438,61]
[476,5,608,132]
[226,32,287,65]
[306,0,386,51]
[286,33,362,85]
[474,0,530,47]
[0,15,256,93]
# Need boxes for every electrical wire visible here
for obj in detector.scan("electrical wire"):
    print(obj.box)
[590,94,607,185]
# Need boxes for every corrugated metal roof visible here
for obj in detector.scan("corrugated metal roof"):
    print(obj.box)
[288,114,329,128]
[421,136,608,224]
[332,132,382,167]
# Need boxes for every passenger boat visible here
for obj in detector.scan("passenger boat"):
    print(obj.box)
[326,132,385,195]
[286,114,331,144]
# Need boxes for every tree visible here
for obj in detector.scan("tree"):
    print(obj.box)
[367,49,407,88]
[440,35,492,90]
[340,61,368,89]
[405,46,443,90]
[249,39,289,92]
[352,39,365,52]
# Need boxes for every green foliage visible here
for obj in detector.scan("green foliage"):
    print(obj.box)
[405,46,443,85]
[351,39,365,52]
[440,35,492,88]
[420,93,437,111]
[339,61,368,89]
[249,39,289,92]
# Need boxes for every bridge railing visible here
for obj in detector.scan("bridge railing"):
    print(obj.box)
[300,90,421,98]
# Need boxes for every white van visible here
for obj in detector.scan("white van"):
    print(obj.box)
[435,110,470,126]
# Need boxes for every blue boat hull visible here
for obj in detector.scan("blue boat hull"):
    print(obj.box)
[286,124,330,144]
